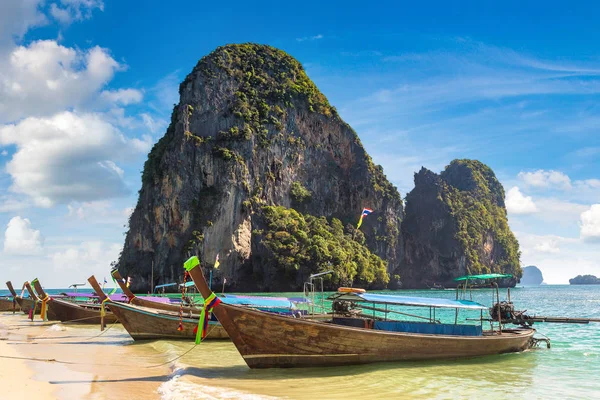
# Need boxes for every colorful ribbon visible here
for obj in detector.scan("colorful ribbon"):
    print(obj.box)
[100,297,109,318]
[109,274,118,295]
[40,294,49,322]
[196,292,221,344]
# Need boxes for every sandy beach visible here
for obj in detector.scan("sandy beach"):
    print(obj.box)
[0,312,176,400]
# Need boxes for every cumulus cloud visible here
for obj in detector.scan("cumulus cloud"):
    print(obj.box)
[506,186,538,214]
[100,88,143,106]
[51,240,120,271]
[533,239,561,254]
[50,0,104,25]
[580,204,600,242]
[0,0,47,46]
[0,111,138,206]
[518,170,572,190]
[3,216,43,255]
[0,40,122,122]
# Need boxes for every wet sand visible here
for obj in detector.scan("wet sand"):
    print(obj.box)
[0,312,175,400]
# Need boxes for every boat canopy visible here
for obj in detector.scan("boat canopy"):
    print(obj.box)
[454,273,513,281]
[329,292,488,310]
[222,294,296,309]
[154,283,178,290]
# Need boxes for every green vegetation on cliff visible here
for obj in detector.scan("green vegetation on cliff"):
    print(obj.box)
[258,206,389,288]
[193,43,335,140]
[441,160,521,277]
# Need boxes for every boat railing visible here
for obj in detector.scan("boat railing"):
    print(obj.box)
[303,270,333,315]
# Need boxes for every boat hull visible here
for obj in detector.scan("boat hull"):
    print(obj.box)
[108,301,228,341]
[16,297,39,315]
[215,304,535,368]
[47,298,118,325]
[0,298,19,312]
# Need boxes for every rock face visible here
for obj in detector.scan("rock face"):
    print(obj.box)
[118,44,403,291]
[569,275,600,285]
[398,160,521,288]
[520,265,544,285]
[118,44,522,292]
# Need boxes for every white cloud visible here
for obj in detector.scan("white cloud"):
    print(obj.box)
[518,170,572,190]
[0,111,136,206]
[580,204,600,242]
[3,216,43,255]
[533,239,561,254]
[0,40,122,122]
[515,231,598,284]
[50,0,104,25]
[506,186,538,214]
[0,195,29,212]
[140,113,166,134]
[296,34,324,42]
[0,0,47,47]
[100,88,143,106]
[51,240,120,271]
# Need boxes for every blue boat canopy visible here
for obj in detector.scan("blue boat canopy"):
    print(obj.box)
[154,283,178,290]
[454,273,513,282]
[222,294,296,309]
[329,292,487,310]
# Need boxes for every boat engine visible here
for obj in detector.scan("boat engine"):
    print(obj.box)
[332,300,351,314]
[490,301,516,320]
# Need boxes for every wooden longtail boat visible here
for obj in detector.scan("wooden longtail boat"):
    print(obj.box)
[32,279,118,325]
[88,275,227,340]
[2,281,20,312]
[0,298,18,312]
[187,258,535,369]
[16,282,41,315]
[111,270,198,314]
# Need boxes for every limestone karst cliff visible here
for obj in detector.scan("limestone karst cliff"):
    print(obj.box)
[117,44,521,291]
[398,160,521,288]
[118,44,403,291]
[521,265,544,285]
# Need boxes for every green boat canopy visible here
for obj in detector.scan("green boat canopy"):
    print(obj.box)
[454,273,513,282]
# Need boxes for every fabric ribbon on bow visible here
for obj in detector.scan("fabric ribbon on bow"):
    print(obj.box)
[100,297,110,318]
[196,292,221,344]
[40,294,50,322]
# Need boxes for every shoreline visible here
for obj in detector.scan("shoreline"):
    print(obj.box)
[0,314,57,399]
[0,313,175,400]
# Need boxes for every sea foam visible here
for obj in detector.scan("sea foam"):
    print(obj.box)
[158,375,279,400]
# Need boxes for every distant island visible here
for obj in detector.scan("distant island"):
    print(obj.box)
[520,265,544,285]
[569,275,600,285]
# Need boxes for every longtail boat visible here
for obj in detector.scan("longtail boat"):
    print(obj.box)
[186,257,536,369]
[2,281,20,312]
[88,275,302,341]
[0,297,18,312]
[88,275,227,340]
[111,270,197,314]
[31,279,118,325]
[16,282,41,315]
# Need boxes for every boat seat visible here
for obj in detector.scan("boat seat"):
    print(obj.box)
[374,321,483,336]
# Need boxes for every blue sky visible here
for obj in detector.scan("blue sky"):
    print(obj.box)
[0,0,598,286]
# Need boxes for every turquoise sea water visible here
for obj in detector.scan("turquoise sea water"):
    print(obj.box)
[3,284,600,399]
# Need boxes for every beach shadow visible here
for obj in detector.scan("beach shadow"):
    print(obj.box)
[170,350,540,382]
